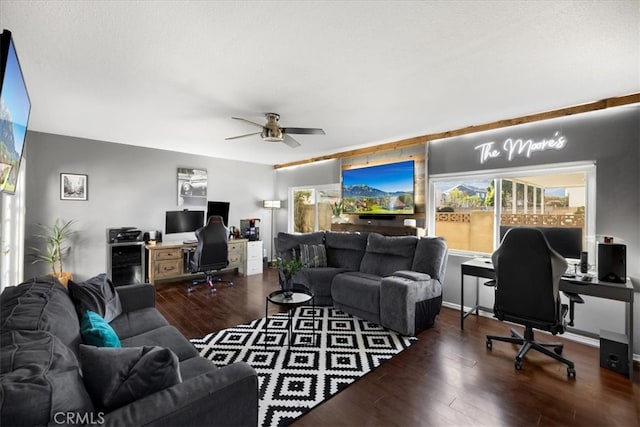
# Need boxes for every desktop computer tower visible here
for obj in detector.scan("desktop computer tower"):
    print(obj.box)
[597,243,626,283]
[599,330,629,377]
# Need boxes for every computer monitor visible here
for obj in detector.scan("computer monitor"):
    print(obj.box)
[207,201,230,226]
[499,226,583,260]
[165,210,205,234]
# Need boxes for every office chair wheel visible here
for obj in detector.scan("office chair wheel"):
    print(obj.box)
[486,339,492,349]
[567,367,576,378]
[515,359,523,370]
[554,345,563,355]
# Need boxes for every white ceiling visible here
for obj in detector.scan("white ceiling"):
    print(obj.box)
[1,1,638,166]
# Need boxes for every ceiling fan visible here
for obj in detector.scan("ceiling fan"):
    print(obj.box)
[225,113,325,148]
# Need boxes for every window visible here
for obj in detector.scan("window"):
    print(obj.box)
[289,184,340,233]
[429,162,595,261]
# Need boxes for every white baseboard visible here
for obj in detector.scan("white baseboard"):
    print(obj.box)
[442,301,639,363]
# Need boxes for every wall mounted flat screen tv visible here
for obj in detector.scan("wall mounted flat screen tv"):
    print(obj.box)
[342,160,415,215]
[165,210,205,234]
[207,201,230,226]
[0,30,31,194]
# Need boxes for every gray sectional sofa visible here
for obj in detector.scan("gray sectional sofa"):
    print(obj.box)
[0,276,258,427]
[275,231,448,336]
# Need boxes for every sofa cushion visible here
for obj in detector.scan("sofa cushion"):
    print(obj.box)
[120,325,199,361]
[80,344,181,412]
[109,307,169,340]
[299,243,327,267]
[0,277,82,356]
[293,267,347,301]
[0,330,94,426]
[275,231,325,262]
[81,310,122,347]
[179,355,218,381]
[324,231,369,270]
[68,273,123,322]
[331,272,382,316]
[359,234,417,277]
[411,237,448,281]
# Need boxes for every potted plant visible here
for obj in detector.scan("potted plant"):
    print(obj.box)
[274,256,306,298]
[29,218,76,286]
[331,199,348,224]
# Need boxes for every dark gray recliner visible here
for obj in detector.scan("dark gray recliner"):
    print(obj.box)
[275,231,448,336]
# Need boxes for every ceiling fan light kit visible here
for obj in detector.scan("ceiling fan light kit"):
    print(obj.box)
[226,113,325,148]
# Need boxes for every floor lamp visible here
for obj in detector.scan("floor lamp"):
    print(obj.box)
[263,200,281,266]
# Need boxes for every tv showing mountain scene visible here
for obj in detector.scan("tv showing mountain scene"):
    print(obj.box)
[0,32,31,194]
[342,160,415,214]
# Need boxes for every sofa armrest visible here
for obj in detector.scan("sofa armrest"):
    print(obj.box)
[380,273,442,336]
[103,361,258,427]
[115,284,156,313]
[391,270,431,282]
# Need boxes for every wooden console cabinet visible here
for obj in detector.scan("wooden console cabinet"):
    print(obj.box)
[146,239,250,284]
[330,223,426,237]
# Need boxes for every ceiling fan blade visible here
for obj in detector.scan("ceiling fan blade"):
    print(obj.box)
[282,134,301,148]
[282,127,325,135]
[231,117,265,128]
[225,131,261,140]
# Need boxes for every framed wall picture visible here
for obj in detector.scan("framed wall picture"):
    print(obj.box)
[177,167,207,207]
[60,173,88,201]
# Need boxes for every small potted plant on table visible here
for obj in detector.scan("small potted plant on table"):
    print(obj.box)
[275,256,305,298]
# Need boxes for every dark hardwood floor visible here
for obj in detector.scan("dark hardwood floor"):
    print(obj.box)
[155,268,640,426]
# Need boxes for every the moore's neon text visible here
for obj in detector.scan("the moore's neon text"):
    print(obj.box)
[474,132,568,164]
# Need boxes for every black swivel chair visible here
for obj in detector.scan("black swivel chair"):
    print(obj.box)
[188,215,234,293]
[486,227,582,378]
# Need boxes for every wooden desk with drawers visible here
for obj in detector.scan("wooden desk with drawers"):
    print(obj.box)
[146,239,248,284]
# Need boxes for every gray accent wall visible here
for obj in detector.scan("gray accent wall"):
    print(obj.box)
[23,131,275,281]
[428,107,639,355]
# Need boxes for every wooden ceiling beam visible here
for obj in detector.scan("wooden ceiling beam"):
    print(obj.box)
[273,93,640,170]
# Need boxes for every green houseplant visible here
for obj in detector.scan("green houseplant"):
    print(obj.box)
[274,256,306,298]
[30,218,76,286]
[331,199,349,224]
[331,199,344,216]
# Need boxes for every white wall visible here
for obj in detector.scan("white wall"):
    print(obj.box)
[23,131,275,282]
[274,159,342,236]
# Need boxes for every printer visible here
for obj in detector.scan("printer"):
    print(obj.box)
[107,227,142,244]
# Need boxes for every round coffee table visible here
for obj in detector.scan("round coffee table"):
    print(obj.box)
[264,288,315,349]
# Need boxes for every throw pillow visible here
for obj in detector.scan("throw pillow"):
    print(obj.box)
[79,344,182,411]
[80,310,121,347]
[299,243,327,268]
[68,273,122,322]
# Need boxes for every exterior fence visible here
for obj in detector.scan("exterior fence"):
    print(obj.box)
[436,212,585,252]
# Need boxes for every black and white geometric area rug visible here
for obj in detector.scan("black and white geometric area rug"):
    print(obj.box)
[190,306,416,427]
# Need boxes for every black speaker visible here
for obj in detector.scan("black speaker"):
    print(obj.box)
[579,251,589,274]
[599,330,629,377]
[597,243,626,283]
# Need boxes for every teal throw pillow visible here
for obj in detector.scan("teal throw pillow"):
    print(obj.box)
[80,310,121,347]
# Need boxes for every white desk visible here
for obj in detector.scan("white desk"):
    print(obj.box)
[460,257,635,380]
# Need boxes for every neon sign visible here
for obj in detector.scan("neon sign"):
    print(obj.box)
[474,131,568,164]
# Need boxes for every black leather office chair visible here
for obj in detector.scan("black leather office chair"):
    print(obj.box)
[188,215,233,293]
[486,227,581,378]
